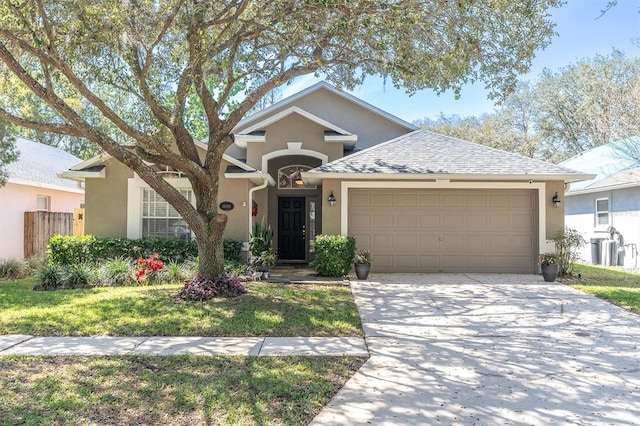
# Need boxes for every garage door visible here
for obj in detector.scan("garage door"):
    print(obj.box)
[348,189,537,273]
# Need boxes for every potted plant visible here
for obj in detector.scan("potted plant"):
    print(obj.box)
[354,249,372,280]
[539,253,559,282]
[249,219,277,278]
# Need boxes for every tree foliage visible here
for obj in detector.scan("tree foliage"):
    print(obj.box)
[420,50,640,163]
[0,0,560,278]
[0,119,17,186]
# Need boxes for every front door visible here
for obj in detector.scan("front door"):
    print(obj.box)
[278,197,306,261]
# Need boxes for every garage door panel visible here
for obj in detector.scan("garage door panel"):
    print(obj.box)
[350,193,370,207]
[467,235,487,250]
[420,255,441,269]
[372,234,394,250]
[372,194,393,207]
[397,235,418,250]
[466,194,487,207]
[442,255,464,269]
[396,255,418,268]
[349,188,536,273]
[397,194,418,206]
[396,214,418,227]
[419,194,440,207]
[349,214,371,228]
[465,256,487,269]
[443,194,463,206]
[488,194,510,207]
[442,234,464,250]
[373,214,394,227]
[419,234,440,249]
[466,215,487,228]
[419,214,441,227]
[512,213,534,228]
[442,214,464,228]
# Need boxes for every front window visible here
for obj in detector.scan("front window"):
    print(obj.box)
[142,188,192,239]
[595,198,609,227]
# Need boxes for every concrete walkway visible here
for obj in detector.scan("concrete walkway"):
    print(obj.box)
[311,273,640,425]
[0,335,368,357]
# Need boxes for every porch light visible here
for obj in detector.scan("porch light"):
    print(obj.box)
[552,192,561,208]
[328,191,336,207]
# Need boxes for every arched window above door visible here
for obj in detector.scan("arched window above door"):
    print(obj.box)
[278,165,317,189]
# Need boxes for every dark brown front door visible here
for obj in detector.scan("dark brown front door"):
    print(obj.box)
[278,197,306,260]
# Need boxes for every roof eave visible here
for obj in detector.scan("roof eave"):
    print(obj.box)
[59,168,106,182]
[7,177,85,194]
[301,172,596,186]
[566,180,640,196]
[224,172,276,186]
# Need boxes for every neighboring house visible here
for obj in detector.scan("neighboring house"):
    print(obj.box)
[0,137,84,259]
[560,136,640,268]
[62,82,591,273]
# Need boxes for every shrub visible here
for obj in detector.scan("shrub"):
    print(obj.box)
[225,259,250,278]
[249,218,273,256]
[98,257,135,286]
[62,264,93,289]
[48,234,96,266]
[552,227,586,275]
[0,258,30,279]
[47,235,203,265]
[159,261,192,283]
[34,264,94,290]
[48,235,243,266]
[177,276,246,301]
[34,264,65,291]
[223,239,244,262]
[134,254,164,283]
[311,235,356,277]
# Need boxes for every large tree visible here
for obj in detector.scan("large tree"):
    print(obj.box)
[0,0,560,280]
[0,119,17,186]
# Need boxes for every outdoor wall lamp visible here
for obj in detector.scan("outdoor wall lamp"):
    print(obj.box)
[552,192,561,208]
[328,191,336,207]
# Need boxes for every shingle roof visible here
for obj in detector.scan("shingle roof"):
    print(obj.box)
[5,137,83,190]
[559,136,640,192]
[309,130,589,179]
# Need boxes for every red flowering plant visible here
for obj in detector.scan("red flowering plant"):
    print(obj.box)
[135,253,164,282]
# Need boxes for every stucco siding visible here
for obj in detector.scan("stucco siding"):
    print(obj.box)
[235,86,412,151]
[85,161,132,238]
[246,113,343,170]
[0,182,84,259]
[566,187,640,263]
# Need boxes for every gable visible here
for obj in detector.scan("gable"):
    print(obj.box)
[233,82,416,151]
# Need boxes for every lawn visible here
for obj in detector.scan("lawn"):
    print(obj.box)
[0,355,366,425]
[571,263,640,314]
[0,279,362,337]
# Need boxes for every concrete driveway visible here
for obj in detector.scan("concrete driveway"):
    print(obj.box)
[311,274,640,425]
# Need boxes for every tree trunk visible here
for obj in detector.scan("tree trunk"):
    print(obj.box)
[195,213,228,278]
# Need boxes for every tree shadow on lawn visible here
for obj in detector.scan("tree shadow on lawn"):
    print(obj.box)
[0,355,366,425]
[0,282,363,337]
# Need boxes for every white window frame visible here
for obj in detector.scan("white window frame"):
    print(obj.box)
[141,188,193,239]
[36,195,50,211]
[127,175,195,238]
[595,198,610,229]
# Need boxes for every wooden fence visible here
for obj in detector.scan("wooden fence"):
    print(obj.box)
[24,211,75,257]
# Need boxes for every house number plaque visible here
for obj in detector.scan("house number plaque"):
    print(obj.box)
[219,201,234,211]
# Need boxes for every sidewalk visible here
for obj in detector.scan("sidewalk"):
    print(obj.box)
[0,335,368,357]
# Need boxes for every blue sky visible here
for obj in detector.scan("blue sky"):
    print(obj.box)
[281,0,640,124]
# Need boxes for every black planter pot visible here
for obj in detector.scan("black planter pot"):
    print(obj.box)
[354,263,371,280]
[541,264,559,282]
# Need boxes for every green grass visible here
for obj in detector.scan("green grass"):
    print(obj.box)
[0,355,366,425]
[571,264,640,313]
[0,279,362,337]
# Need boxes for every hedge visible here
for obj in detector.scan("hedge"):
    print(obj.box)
[47,235,244,265]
